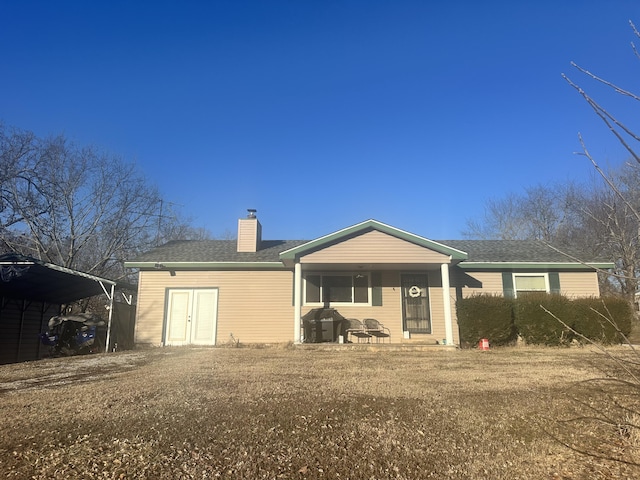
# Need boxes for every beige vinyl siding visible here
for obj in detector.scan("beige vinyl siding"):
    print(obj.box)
[301,230,451,264]
[558,271,600,297]
[135,267,601,347]
[452,270,504,297]
[135,269,293,345]
[450,270,601,299]
[134,269,165,345]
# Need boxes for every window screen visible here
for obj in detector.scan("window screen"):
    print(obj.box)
[304,274,370,304]
[514,275,546,292]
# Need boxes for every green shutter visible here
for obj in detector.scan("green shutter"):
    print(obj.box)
[549,272,561,294]
[502,272,514,299]
[372,272,383,306]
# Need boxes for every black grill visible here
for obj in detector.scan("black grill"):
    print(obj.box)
[301,308,346,343]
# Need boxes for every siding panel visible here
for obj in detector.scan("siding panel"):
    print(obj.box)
[135,270,293,345]
[558,272,600,297]
[136,268,460,346]
[449,270,601,299]
[452,270,504,297]
[301,230,450,264]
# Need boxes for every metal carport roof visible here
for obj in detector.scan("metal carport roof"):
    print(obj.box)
[0,253,117,304]
[0,253,129,354]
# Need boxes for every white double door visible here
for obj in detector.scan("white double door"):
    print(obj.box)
[165,289,218,346]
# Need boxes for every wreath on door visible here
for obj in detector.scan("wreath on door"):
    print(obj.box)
[408,285,421,298]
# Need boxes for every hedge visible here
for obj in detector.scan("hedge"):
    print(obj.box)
[513,293,573,346]
[456,293,635,347]
[456,294,516,347]
[571,296,633,344]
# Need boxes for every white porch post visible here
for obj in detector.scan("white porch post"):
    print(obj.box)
[294,262,302,343]
[441,262,454,346]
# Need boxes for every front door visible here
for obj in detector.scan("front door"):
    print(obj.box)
[401,274,431,334]
[165,289,218,346]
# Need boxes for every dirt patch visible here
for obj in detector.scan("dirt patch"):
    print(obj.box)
[0,346,639,479]
[0,350,157,393]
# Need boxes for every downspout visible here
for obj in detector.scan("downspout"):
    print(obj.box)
[441,262,454,346]
[294,262,302,343]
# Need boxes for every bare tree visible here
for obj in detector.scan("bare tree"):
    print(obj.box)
[464,192,526,240]
[464,21,640,305]
[463,182,580,242]
[574,164,640,302]
[561,21,640,304]
[535,20,640,469]
[0,125,42,233]
[0,125,209,282]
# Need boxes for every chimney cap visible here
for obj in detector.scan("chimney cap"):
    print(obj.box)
[247,209,257,218]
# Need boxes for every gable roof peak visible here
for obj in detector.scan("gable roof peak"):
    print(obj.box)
[279,219,468,263]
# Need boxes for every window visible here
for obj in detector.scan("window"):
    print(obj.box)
[305,273,370,305]
[513,274,548,296]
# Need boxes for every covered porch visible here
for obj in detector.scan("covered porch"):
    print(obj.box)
[291,262,458,345]
[278,220,468,346]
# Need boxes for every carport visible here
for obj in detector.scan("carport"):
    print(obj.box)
[0,253,134,364]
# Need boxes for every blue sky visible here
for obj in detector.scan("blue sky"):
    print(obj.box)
[2,1,639,241]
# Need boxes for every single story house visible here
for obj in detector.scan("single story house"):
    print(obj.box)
[125,212,612,347]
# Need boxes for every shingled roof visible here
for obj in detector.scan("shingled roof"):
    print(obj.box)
[436,240,605,264]
[127,237,608,267]
[130,239,307,264]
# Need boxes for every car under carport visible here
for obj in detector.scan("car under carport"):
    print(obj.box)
[0,253,135,364]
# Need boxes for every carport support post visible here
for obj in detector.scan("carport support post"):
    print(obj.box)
[104,283,115,353]
[294,262,302,343]
[441,263,454,346]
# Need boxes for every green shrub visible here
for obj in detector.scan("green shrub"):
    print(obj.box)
[456,294,516,347]
[514,293,572,346]
[571,296,634,344]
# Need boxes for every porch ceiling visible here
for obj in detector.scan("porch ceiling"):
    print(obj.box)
[299,262,452,272]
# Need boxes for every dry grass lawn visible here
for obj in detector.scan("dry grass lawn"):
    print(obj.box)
[1,345,640,479]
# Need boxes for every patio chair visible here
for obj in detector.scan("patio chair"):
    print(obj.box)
[345,318,372,343]
[363,318,391,343]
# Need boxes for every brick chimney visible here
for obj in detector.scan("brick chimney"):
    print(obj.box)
[237,209,262,252]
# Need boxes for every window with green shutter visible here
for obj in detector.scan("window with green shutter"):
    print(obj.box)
[303,273,371,305]
[505,273,558,298]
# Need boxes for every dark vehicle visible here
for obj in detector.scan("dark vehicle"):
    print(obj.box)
[40,313,106,356]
